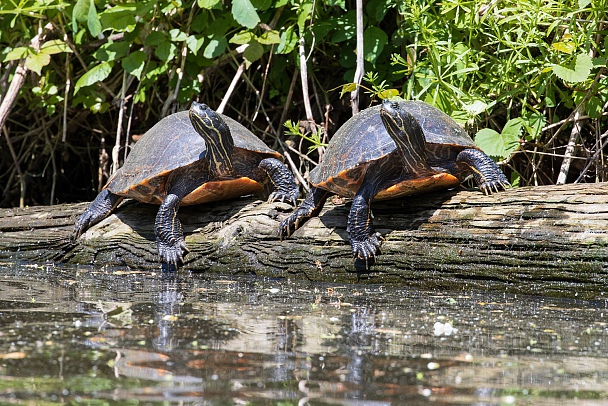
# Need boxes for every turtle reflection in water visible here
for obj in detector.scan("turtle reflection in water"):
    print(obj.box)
[74,102,299,270]
[279,99,509,270]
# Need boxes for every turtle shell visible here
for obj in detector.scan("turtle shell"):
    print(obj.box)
[311,100,476,198]
[105,110,280,205]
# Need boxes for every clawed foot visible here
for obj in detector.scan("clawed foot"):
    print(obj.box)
[479,174,510,195]
[278,209,307,240]
[157,239,190,270]
[351,232,383,270]
[268,190,298,207]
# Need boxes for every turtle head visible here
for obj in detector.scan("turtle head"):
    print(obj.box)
[380,99,430,175]
[189,102,235,177]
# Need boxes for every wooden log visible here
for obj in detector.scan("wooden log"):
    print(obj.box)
[0,183,607,299]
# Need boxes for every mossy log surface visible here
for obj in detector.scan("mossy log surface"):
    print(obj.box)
[1,183,607,299]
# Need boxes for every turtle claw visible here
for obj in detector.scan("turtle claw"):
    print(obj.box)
[268,190,298,207]
[351,232,383,265]
[157,240,189,270]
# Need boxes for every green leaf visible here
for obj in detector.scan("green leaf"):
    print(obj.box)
[232,0,260,29]
[72,0,89,31]
[187,35,207,55]
[3,47,31,62]
[155,41,177,62]
[552,41,575,54]
[378,89,400,99]
[25,52,51,75]
[100,6,137,32]
[340,82,358,97]
[585,96,603,119]
[578,0,592,8]
[363,26,388,64]
[258,30,281,45]
[475,119,521,160]
[230,31,255,45]
[122,51,147,79]
[87,0,102,37]
[145,31,167,46]
[276,26,297,54]
[40,40,72,55]
[94,41,130,62]
[243,40,264,66]
[521,111,546,140]
[296,0,314,33]
[198,0,222,9]
[552,53,593,83]
[169,29,188,42]
[203,37,227,59]
[74,62,112,94]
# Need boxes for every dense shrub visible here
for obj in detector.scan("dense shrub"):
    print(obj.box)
[0,0,606,207]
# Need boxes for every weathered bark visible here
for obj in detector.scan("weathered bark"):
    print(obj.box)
[1,183,607,299]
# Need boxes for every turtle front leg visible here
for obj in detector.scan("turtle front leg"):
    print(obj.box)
[258,158,299,206]
[455,149,510,195]
[155,194,190,270]
[348,182,382,270]
[279,187,331,239]
[73,189,123,240]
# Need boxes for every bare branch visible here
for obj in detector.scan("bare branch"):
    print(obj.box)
[350,0,364,115]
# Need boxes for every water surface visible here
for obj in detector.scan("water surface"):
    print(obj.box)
[0,263,607,405]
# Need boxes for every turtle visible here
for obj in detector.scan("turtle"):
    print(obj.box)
[73,102,299,270]
[279,99,509,270]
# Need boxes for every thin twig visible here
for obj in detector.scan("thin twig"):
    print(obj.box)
[350,0,364,114]
[112,71,128,175]
[298,37,315,122]
[218,62,246,115]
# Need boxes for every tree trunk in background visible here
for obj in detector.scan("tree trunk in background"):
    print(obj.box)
[1,183,607,299]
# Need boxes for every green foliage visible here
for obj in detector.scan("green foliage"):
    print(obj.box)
[475,119,522,161]
[1,0,607,207]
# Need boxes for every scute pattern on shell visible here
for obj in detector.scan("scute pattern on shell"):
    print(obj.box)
[105,110,280,201]
[311,100,476,194]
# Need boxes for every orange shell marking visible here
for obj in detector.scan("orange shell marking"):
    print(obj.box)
[374,172,460,201]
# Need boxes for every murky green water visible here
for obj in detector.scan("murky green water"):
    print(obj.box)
[0,262,607,405]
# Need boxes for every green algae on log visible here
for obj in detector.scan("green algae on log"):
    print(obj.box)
[0,183,607,299]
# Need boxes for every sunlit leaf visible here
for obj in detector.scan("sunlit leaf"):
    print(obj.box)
[552,53,593,83]
[40,40,72,55]
[25,52,51,75]
[3,47,31,62]
[169,29,188,42]
[87,0,102,37]
[198,0,221,9]
[378,89,400,99]
[552,41,575,54]
[340,83,357,97]
[475,119,521,160]
[230,31,255,45]
[74,62,112,94]
[232,0,260,29]
[258,30,281,45]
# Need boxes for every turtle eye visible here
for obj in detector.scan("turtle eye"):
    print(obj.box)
[390,101,398,109]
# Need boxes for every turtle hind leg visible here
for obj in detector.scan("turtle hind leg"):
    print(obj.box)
[279,187,331,239]
[155,168,204,269]
[258,158,299,206]
[455,149,510,195]
[73,189,123,240]
[155,193,190,269]
[348,182,383,270]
